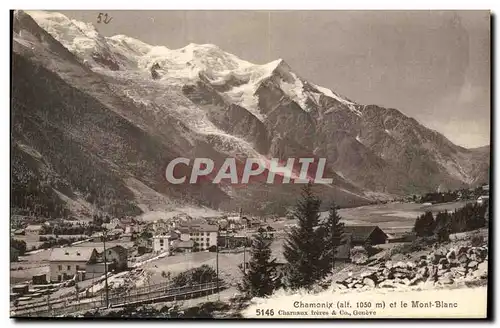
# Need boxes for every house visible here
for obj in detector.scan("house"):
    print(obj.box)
[175,227,191,241]
[335,234,353,261]
[172,239,194,253]
[152,235,172,254]
[25,225,43,237]
[96,245,128,272]
[49,247,98,282]
[91,232,104,242]
[187,224,218,251]
[343,225,388,246]
[477,195,489,205]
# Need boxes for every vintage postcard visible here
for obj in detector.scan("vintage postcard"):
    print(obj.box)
[10,9,491,319]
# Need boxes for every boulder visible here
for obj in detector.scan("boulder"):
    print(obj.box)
[446,250,456,261]
[379,280,396,288]
[394,261,407,269]
[467,261,478,269]
[474,262,488,279]
[439,272,454,285]
[360,270,377,279]
[417,266,429,278]
[457,253,469,265]
[457,246,468,255]
[417,259,428,267]
[352,252,369,265]
[438,257,449,265]
[362,277,376,288]
[410,274,424,286]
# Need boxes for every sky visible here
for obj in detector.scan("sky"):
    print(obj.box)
[60,10,491,148]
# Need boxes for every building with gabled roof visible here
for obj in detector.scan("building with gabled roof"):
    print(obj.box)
[343,225,388,246]
[49,247,98,282]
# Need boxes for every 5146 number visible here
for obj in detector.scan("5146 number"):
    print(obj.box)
[256,309,274,316]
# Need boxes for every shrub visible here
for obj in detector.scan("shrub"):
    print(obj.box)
[471,235,485,247]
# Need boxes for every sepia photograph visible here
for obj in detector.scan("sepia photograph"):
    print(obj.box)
[10,9,491,319]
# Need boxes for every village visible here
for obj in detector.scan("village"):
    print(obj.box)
[9,183,490,317]
[10,206,401,315]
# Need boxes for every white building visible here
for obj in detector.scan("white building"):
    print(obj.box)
[152,235,171,254]
[477,195,490,205]
[188,224,218,251]
[25,225,43,237]
[49,247,98,282]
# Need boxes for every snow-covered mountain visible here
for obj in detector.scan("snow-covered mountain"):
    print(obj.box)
[11,10,489,218]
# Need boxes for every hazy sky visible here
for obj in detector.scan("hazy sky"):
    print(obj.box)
[60,10,491,148]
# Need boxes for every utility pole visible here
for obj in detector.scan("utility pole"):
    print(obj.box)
[216,224,219,300]
[102,227,109,308]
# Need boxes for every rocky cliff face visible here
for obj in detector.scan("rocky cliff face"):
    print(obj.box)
[10,10,489,218]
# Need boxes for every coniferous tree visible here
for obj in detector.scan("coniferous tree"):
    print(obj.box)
[239,227,278,298]
[434,211,451,242]
[321,202,346,276]
[413,211,435,237]
[283,183,326,289]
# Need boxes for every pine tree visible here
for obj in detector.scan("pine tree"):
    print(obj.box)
[434,211,451,242]
[239,227,278,298]
[283,183,326,289]
[413,211,435,237]
[321,202,346,277]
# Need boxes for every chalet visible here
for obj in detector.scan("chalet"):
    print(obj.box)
[343,225,388,246]
[96,245,128,272]
[25,225,43,237]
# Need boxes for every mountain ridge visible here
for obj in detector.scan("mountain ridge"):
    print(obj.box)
[10,10,489,219]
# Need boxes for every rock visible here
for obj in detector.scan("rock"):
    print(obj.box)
[439,277,454,285]
[437,264,450,271]
[427,253,442,265]
[417,259,428,267]
[395,261,407,269]
[439,272,454,285]
[379,280,396,288]
[427,266,438,282]
[457,253,469,265]
[418,266,429,278]
[354,283,363,289]
[406,262,416,269]
[468,261,478,269]
[382,268,391,277]
[474,262,488,279]
[385,261,393,269]
[363,277,376,288]
[402,278,411,285]
[451,267,466,276]
[438,257,449,265]
[360,270,377,278]
[410,274,424,286]
[336,280,349,287]
[438,269,450,276]
[393,272,406,279]
[352,253,369,265]
[457,246,468,255]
